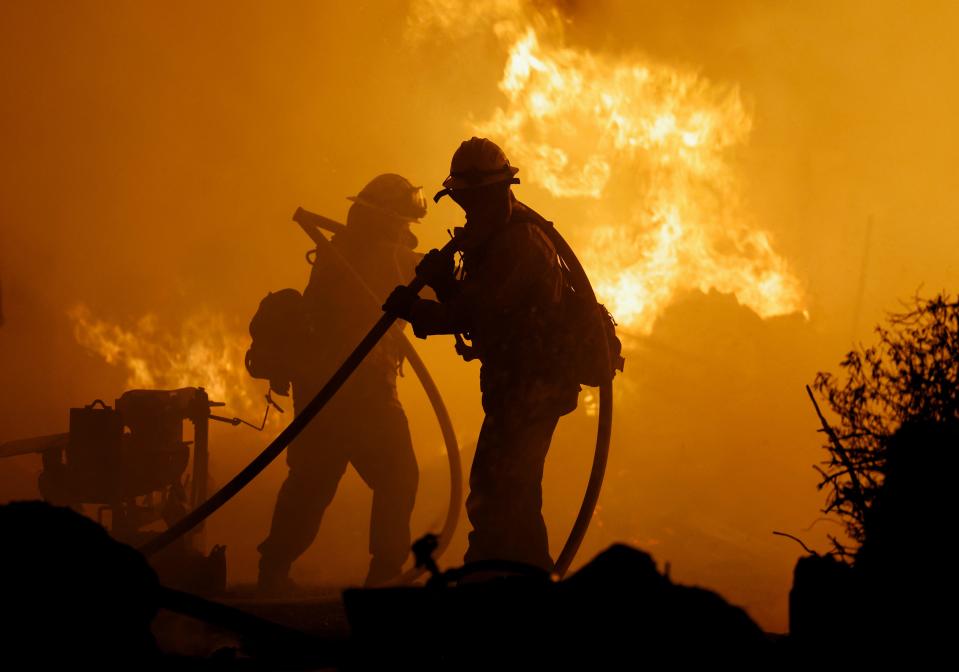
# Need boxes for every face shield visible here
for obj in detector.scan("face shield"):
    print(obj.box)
[347,180,429,222]
[409,185,428,219]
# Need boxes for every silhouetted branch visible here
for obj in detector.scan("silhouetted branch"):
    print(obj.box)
[772,531,817,555]
[807,385,868,517]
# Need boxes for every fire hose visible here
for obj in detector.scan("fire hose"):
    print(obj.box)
[538,222,614,577]
[139,216,460,562]
[141,212,614,581]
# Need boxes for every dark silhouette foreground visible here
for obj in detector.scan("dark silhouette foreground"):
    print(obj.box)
[790,419,958,658]
[0,500,161,666]
[1,501,774,669]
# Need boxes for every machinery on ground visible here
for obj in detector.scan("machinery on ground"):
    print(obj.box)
[0,387,249,594]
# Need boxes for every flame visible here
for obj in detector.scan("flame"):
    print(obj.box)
[409,0,805,334]
[69,304,262,413]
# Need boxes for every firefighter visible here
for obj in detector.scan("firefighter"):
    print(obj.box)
[384,138,580,571]
[255,174,427,592]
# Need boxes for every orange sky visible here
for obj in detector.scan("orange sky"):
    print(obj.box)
[3,1,959,633]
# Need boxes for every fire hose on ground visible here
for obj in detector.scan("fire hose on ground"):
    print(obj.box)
[140,209,614,583]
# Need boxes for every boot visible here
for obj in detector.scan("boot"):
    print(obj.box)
[257,557,298,597]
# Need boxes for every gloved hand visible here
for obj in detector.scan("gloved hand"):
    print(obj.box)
[416,248,454,286]
[416,248,457,300]
[382,285,420,321]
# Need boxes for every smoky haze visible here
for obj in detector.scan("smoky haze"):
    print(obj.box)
[2,0,957,633]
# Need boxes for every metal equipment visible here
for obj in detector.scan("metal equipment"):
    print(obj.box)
[0,387,235,593]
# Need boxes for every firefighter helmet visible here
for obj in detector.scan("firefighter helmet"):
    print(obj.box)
[347,173,428,222]
[434,137,520,202]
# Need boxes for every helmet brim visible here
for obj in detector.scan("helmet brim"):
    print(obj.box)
[441,165,519,190]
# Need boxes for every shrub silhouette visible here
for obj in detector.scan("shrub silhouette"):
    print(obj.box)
[812,292,959,552]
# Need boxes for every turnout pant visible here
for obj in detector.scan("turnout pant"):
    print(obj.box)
[464,401,562,572]
[258,394,418,586]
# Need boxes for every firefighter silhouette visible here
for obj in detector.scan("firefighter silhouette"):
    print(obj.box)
[252,174,427,591]
[385,139,580,571]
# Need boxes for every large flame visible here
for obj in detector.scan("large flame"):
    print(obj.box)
[69,304,261,413]
[410,0,805,333]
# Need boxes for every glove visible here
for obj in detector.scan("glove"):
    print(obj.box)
[416,248,458,300]
[382,285,420,321]
[416,249,454,287]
